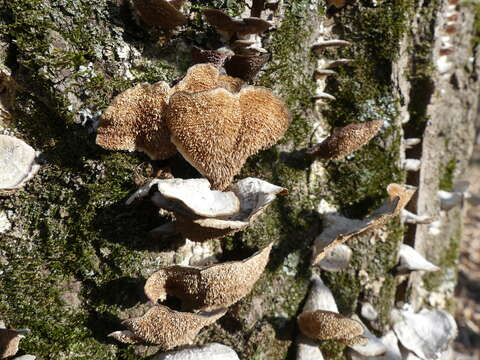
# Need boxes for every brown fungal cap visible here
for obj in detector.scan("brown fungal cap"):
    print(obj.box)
[224,53,269,81]
[298,310,364,343]
[312,183,415,264]
[121,305,226,349]
[96,81,177,160]
[144,242,273,311]
[191,46,234,69]
[132,0,187,29]
[307,120,383,160]
[202,9,271,37]
[166,83,289,189]
[107,330,143,344]
[0,328,28,358]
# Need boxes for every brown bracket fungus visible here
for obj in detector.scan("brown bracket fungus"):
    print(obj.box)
[312,184,415,264]
[96,81,176,160]
[224,53,270,81]
[144,242,273,311]
[307,120,383,160]
[191,46,234,69]
[202,9,271,40]
[166,75,290,189]
[0,135,40,191]
[132,0,187,30]
[127,177,287,241]
[111,305,226,349]
[298,310,366,346]
[0,328,29,359]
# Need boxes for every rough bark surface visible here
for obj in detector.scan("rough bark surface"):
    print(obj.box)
[0,0,478,359]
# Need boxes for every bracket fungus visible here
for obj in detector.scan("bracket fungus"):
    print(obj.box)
[391,307,457,360]
[202,9,271,40]
[224,53,270,81]
[0,135,40,190]
[397,244,439,273]
[127,177,287,241]
[312,184,415,265]
[166,83,290,189]
[153,343,239,360]
[111,305,226,349]
[307,120,383,160]
[191,46,234,69]
[297,310,366,346]
[0,327,29,359]
[96,81,176,160]
[132,0,187,30]
[145,242,273,311]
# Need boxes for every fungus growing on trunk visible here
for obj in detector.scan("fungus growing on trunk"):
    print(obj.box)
[153,343,239,360]
[132,0,187,29]
[298,310,366,346]
[111,305,226,349]
[307,120,383,160]
[224,53,270,81]
[0,135,40,191]
[0,327,29,359]
[127,177,287,241]
[144,242,273,311]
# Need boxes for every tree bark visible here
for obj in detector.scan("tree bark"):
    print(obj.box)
[0,0,478,359]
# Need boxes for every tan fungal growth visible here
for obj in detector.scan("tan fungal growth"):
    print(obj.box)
[127,177,287,241]
[145,242,273,311]
[202,9,271,39]
[119,305,226,349]
[166,76,290,189]
[307,120,383,160]
[298,310,365,345]
[326,0,347,8]
[0,328,28,359]
[107,330,143,344]
[191,46,234,68]
[132,0,187,29]
[312,183,415,264]
[0,135,40,190]
[224,54,270,81]
[96,81,177,160]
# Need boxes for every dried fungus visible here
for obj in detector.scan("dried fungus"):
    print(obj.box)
[202,9,271,39]
[0,135,40,190]
[115,305,226,349]
[133,0,187,29]
[312,184,415,264]
[307,120,383,160]
[153,343,239,360]
[144,242,273,311]
[127,177,287,241]
[0,328,29,359]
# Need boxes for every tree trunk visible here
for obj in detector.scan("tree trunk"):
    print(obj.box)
[0,0,478,359]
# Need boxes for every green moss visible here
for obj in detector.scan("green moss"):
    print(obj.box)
[439,158,457,191]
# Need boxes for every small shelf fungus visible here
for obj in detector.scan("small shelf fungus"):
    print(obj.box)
[144,242,273,311]
[297,310,366,346]
[191,46,234,69]
[397,244,439,273]
[312,184,415,265]
[132,0,187,30]
[307,120,383,160]
[0,135,40,191]
[153,343,239,360]
[392,306,457,360]
[109,305,226,349]
[127,177,287,241]
[96,63,290,189]
[0,327,30,359]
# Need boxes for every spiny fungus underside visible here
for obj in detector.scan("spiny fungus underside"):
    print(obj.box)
[0,0,424,356]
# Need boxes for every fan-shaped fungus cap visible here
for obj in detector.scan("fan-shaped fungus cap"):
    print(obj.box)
[153,343,239,360]
[191,46,234,69]
[0,328,29,358]
[312,183,415,264]
[307,120,383,160]
[108,330,143,344]
[132,0,187,29]
[127,177,287,241]
[298,310,365,345]
[224,54,270,81]
[96,81,177,160]
[0,135,40,190]
[118,305,226,349]
[202,9,271,38]
[166,84,289,190]
[145,242,273,311]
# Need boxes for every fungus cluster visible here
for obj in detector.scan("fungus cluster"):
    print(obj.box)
[96,63,290,190]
